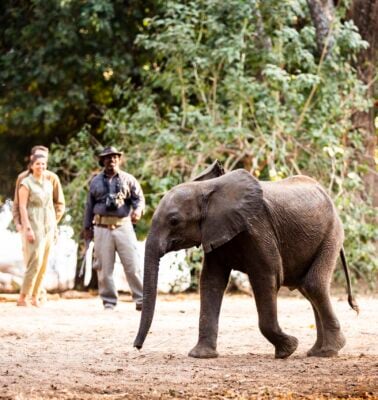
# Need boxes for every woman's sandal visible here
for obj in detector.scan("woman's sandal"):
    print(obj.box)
[31,298,41,307]
[16,299,29,307]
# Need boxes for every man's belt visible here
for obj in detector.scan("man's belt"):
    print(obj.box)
[94,215,128,229]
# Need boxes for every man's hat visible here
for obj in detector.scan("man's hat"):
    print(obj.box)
[98,146,123,166]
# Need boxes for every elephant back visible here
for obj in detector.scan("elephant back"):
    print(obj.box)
[261,176,343,272]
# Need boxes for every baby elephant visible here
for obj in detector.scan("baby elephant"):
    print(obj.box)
[134,166,358,359]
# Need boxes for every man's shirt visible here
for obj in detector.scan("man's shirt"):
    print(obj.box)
[83,170,145,229]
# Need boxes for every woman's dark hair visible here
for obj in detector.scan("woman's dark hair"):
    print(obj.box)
[31,145,49,155]
[28,154,47,173]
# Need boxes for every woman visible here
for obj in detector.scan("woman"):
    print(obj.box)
[17,154,57,307]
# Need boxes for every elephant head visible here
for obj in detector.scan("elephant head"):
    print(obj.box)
[134,169,264,349]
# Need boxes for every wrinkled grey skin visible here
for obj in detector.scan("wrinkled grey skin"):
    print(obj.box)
[134,165,358,359]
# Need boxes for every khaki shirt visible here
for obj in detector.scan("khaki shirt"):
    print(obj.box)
[20,175,56,239]
[13,170,65,226]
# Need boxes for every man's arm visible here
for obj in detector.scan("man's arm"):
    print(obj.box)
[50,173,65,223]
[83,190,95,241]
[12,172,26,231]
[129,177,145,223]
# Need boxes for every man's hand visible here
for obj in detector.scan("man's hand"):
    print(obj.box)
[84,228,94,241]
[131,210,142,224]
[16,224,22,233]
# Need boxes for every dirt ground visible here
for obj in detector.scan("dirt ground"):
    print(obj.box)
[0,290,377,400]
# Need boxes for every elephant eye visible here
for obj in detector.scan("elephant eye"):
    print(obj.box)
[169,216,180,227]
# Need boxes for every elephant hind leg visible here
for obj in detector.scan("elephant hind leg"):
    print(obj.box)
[301,248,346,357]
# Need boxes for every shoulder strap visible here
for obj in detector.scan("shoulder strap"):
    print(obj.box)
[103,173,122,194]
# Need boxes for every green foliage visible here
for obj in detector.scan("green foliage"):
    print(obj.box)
[109,0,375,284]
[0,0,158,196]
[336,196,378,289]
[48,126,99,239]
[186,248,204,291]
[4,0,377,286]
[0,0,156,136]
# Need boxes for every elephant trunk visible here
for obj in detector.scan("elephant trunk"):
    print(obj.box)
[134,234,162,349]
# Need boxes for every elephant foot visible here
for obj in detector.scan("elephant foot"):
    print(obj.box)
[306,344,322,357]
[307,332,345,358]
[188,343,219,359]
[307,348,339,357]
[274,336,298,359]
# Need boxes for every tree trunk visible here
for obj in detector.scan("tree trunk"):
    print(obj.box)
[306,0,335,56]
[347,0,378,206]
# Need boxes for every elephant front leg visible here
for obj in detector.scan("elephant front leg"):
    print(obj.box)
[189,257,230,359]
[298,288,324,356]
[251,275,298,359]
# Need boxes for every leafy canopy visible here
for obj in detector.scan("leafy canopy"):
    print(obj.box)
[36,0,378,285]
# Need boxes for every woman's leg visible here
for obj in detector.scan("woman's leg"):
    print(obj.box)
[18,235,41,305]
[31,234,53,306]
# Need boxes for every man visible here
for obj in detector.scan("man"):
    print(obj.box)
[13,145,65,230]
[83,146,144,311]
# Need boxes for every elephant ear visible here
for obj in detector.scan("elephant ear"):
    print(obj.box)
[192,160,225,182]
[201,169,264,253]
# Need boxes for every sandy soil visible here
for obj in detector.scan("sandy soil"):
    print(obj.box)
[0,290,377,400]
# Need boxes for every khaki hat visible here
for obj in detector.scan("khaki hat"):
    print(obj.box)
[98,146,123,166]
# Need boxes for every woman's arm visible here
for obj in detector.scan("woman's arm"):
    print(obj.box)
[19,185,35,243]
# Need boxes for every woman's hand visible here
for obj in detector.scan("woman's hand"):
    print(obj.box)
[25,227,35,243]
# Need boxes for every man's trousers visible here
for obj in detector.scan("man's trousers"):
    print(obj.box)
[93,219,143,307]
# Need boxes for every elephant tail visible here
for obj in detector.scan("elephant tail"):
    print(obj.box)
[340,247,359,314]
